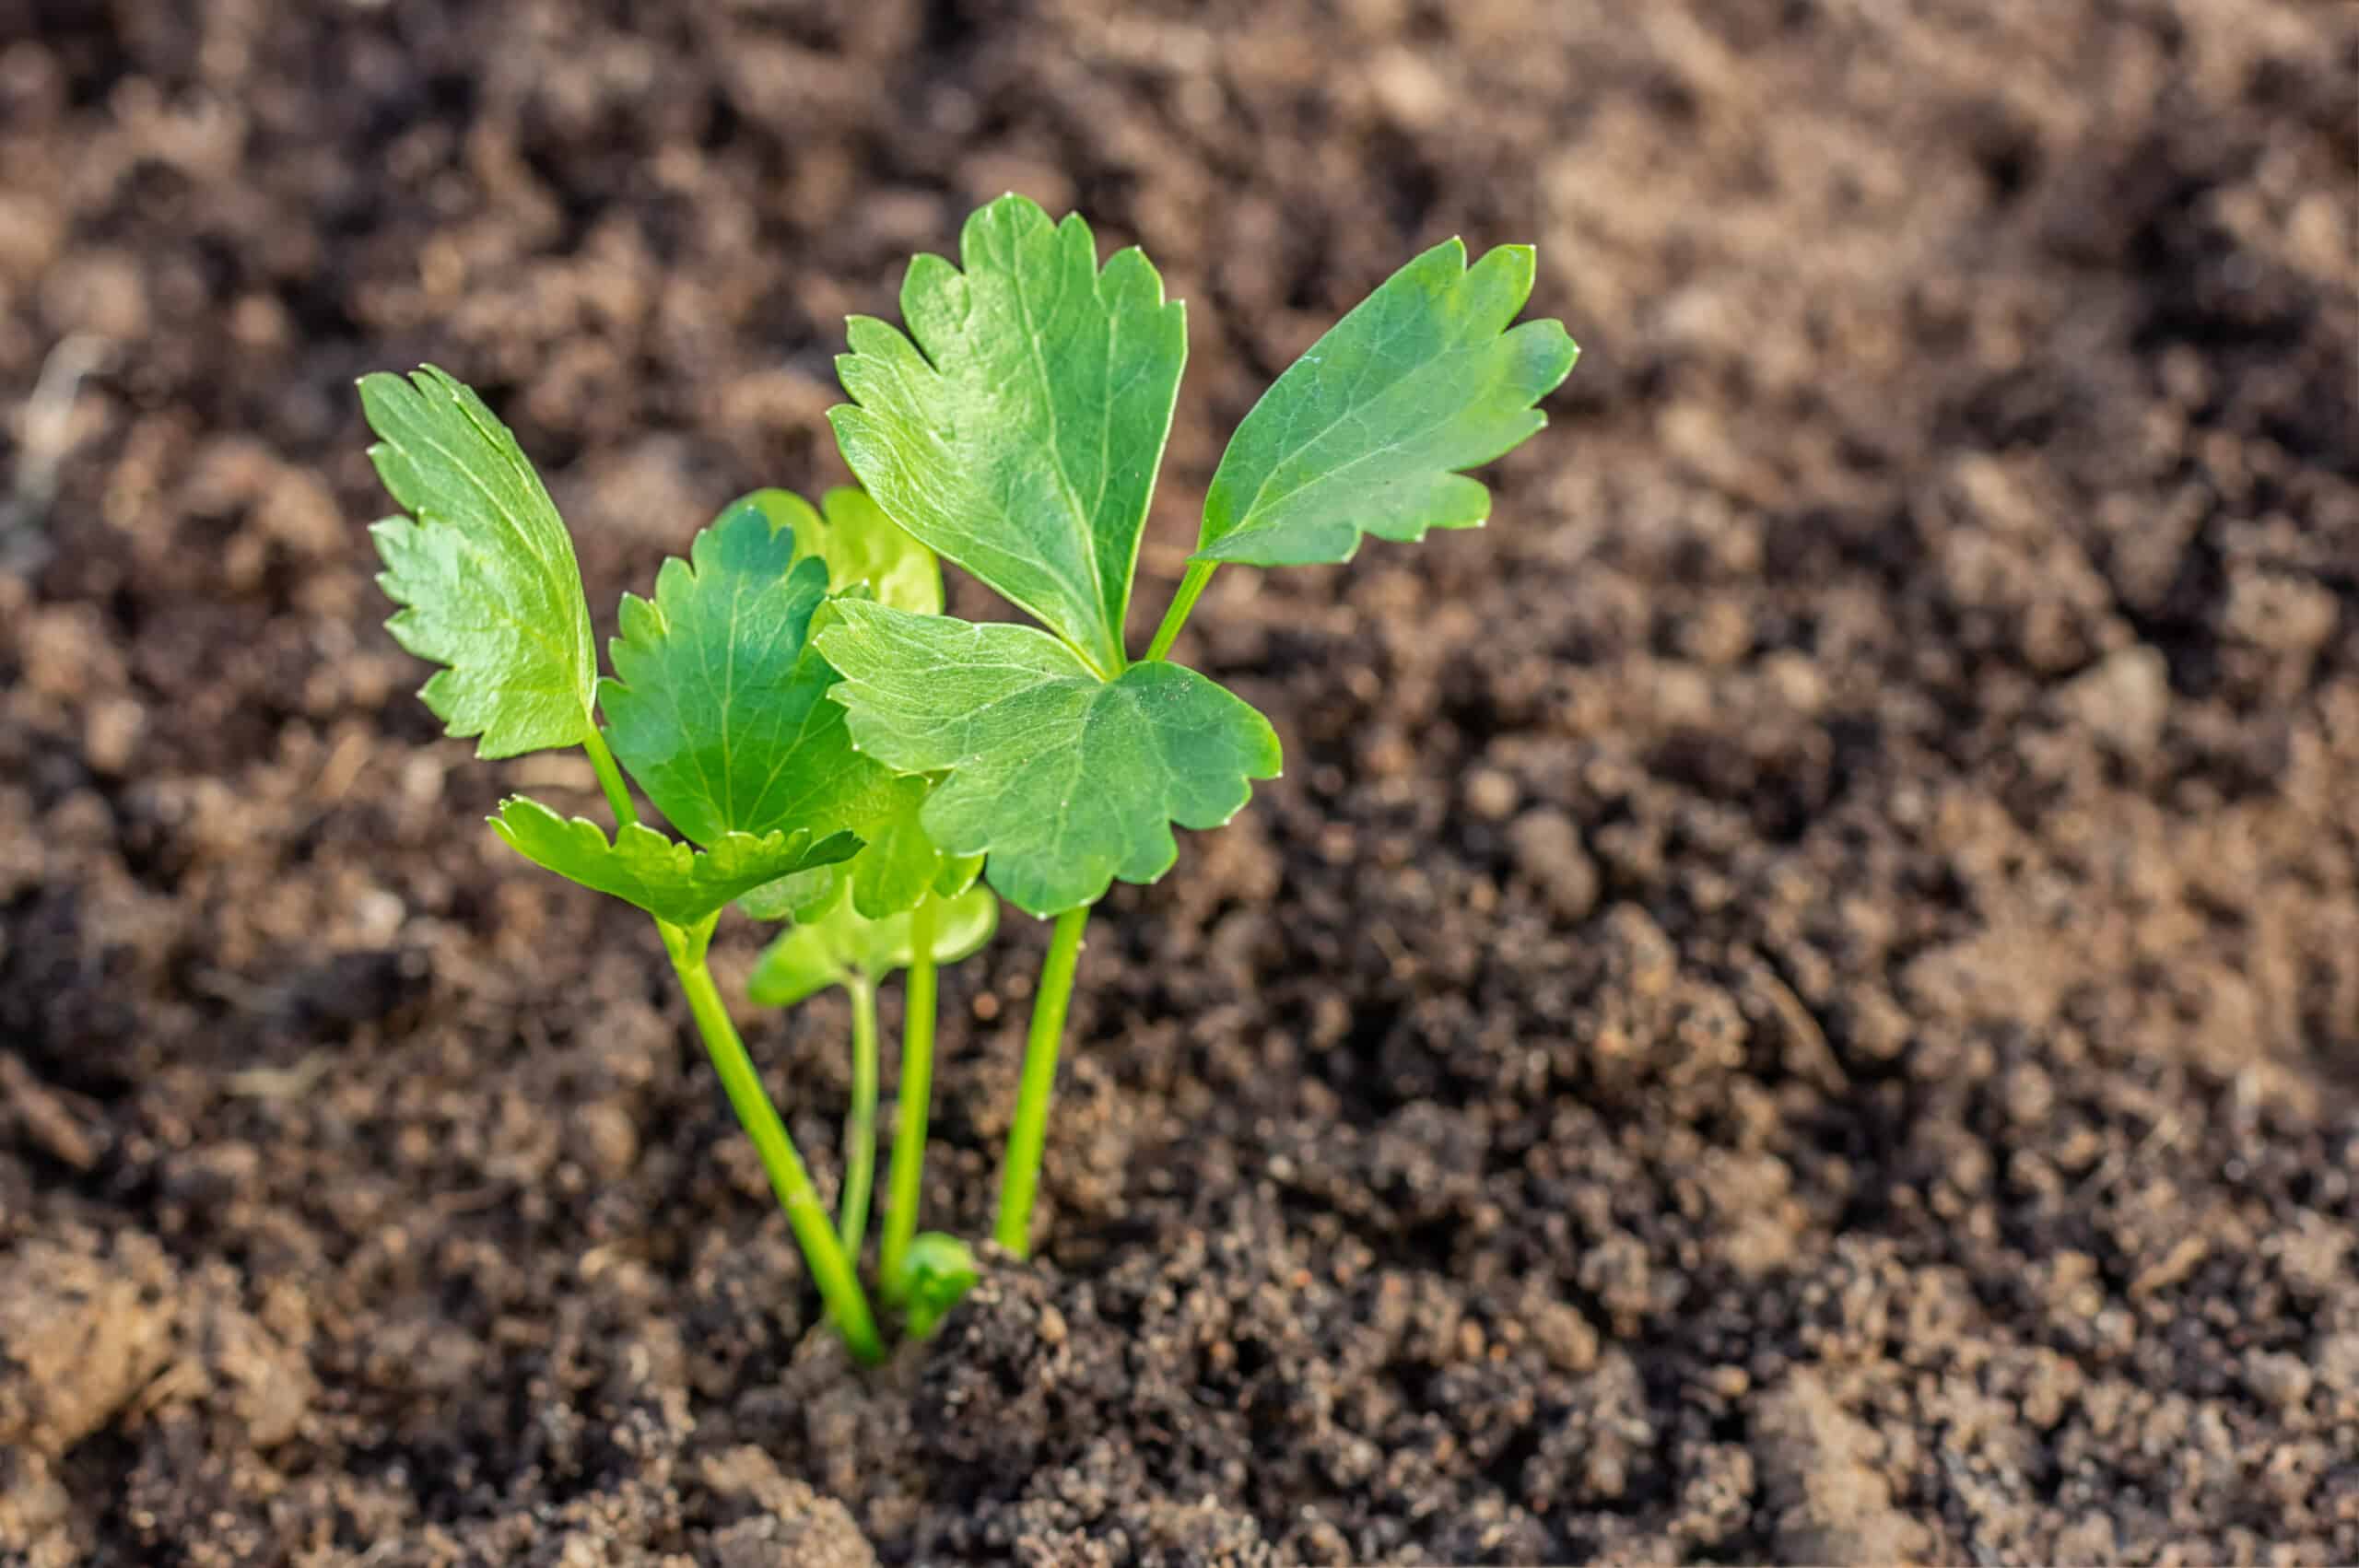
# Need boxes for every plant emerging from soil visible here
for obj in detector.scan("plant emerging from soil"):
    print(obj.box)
[819,195,1578,1258]
[358,194,1574,1363]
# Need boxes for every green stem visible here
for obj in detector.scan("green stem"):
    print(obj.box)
[660,918,883,1364]
[839,976,879,1255]
[881,895,941,1300]
[1142,560,1217,662]
[581,727,639,826]
[993,905,1090,1257]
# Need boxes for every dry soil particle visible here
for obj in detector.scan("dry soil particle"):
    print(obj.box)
[2,0,2356,1563]
[0,1228,179,1459]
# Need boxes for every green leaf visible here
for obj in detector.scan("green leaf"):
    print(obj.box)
[598,500,903,848]
[739,778,982,925]
[701,489,966,926]
[489,796,859,928]
[1194,240,1579,567]
[838,777,973,920]
[735,486,944,615]
[816,601,1282,919]
[360,366,598,758]
[737,774,941,924]
[933,848,987,901]
[747,880,1000,1008]
[828,193,1187,676]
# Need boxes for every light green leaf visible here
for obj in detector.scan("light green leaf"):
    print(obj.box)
[837,777,971,919]
[747,880,1000,1008]
[933,848,986,901]
[827,193,1187,676]
[489,796,859,928]
[816,601,1282,919]
[1194,240,1579,567]
[734,774,984,927]
[361,366,597,757]
[735,486,944,615]
[598,500,904,848]
[737,774,944,924]
[735,874,827,927]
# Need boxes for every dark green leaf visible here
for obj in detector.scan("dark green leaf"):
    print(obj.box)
[1195,240,1579,567]
[598,501,903,848]
[816,601,1281,919]
[828,193,1186,676]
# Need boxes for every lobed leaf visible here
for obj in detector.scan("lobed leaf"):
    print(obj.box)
[1194,240,1579,567]
[840,779,988,918]
[816,600,1282,919]
[706,492,968,925]
[827,193,1187,676]
[489,796,859,928]
[736,773,981,925]
[734,486,944,615]
[598,499,905,849]
[361,366,597,757]
[747,879,1001,1008]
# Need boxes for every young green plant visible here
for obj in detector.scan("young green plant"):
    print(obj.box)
[359,381,957,1363]
[816,194,1579,1256]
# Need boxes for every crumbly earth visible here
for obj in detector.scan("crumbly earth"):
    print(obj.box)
[2,1,2354,1562]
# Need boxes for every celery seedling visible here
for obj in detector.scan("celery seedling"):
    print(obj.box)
[816,195,1578,1255]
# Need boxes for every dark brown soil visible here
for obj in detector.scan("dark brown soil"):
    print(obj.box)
[4,1,2356,1562]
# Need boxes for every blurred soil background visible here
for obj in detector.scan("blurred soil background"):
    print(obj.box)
[0,0,2355,1562]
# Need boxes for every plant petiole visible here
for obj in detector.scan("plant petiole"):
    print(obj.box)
[1142,560,1217,662]
[659,915,884,1364]
[993,904,1090,1256]
[881,893,941,1301]
[839,975,879,1254]
[581,726,639,826]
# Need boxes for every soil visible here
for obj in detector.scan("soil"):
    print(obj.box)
[2,0,2355,1563]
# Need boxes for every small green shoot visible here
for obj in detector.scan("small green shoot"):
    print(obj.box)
[818,194,1576,1255]
[748,877,999,1011]
[895,1230,981,1341]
